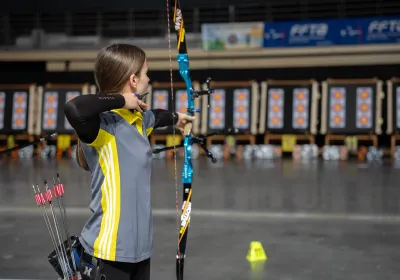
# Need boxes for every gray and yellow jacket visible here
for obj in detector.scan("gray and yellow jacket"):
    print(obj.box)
[64,94,177,263]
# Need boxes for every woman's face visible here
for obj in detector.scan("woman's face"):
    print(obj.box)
[135,59,150,95]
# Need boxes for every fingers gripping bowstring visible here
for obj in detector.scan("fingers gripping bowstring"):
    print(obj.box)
[166,0,181,264]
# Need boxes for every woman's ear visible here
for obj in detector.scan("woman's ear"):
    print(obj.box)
[129,74,137,90]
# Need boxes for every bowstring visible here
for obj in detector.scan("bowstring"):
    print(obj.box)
[166,0,181,263]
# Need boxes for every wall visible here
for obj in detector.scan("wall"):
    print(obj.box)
[0,62,399,85]
[0,0,264,12]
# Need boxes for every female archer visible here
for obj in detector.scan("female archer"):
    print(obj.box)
[64,43,194,280]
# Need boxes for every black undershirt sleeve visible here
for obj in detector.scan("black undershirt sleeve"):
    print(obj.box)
[65,94,180,143]
[151,109,178,129]
[64,94,125,144]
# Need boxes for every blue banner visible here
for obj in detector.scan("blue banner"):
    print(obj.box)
[263,17,400,47]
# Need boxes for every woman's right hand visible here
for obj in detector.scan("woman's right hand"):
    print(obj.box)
[122,93,149,112]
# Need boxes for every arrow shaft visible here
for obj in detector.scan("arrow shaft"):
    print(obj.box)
[55,176,79,277]
[0,133,57,156]
[37,197,65,276]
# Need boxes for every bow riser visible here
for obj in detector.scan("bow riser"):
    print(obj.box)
[178,53,195,184]
[177,54,194,115]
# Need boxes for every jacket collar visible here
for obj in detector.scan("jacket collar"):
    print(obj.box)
[111,108,142,125]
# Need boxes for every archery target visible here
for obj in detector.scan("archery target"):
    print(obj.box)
[176,90,188,114]
[202,82,257,135]
[42,92,59,130]
[209,89,225,130]
[292,88,309,129]
[356,87,372,129]
[259,80,317,134]
[233,89,249,129]
[153,90,169,110]
[321,79,381,134]
[267,88,284,129]
[0,85,35,134]
[11,92,28,130]
[387,79,400,134]
[64,91,80,130]
[0,92,5,130]
[329,87,346,129]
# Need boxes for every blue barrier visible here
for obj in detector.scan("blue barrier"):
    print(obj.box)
[263,16,400,47]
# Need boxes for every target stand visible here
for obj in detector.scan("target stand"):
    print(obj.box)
[325,135,378,147]
[146,81,202,160]
[36,83,92,159]
[390,133,400,159]
[200,80,259,161]
[259,79,319,157]
[386,77,400,158]
[324,135,378,160]
[264,134,315,145]
[320,78,383,158]
[0,84,36,158]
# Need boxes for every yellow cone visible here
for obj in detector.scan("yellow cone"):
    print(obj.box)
[246,241,267,262]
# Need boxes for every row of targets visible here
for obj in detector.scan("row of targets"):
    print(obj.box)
[147,78,384,136]
[259,78,382,136]
[0,83,90,137]
[0,78,398,138]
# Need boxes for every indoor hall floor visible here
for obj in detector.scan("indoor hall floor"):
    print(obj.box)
[0,157,400,280]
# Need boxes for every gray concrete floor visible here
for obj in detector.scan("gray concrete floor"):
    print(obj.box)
[1,157,400,280]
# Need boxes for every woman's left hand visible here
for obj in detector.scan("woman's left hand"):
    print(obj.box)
[175,112,195,133]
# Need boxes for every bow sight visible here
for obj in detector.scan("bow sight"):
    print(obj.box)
[191,77,213,103]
